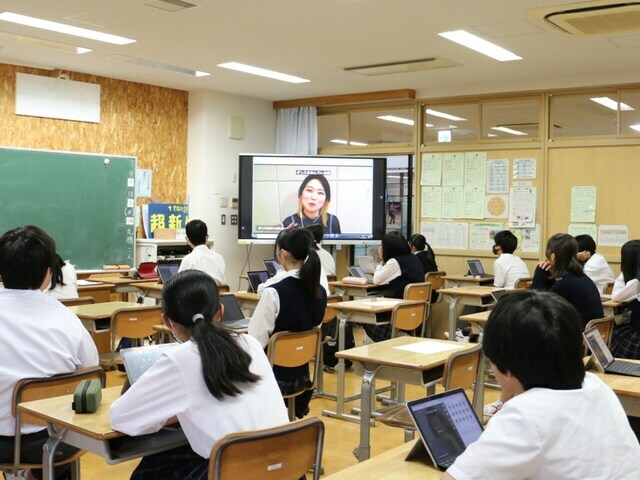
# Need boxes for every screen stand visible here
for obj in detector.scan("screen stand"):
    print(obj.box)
[404,439,436,466]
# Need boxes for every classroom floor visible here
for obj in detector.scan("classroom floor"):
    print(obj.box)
[81,356,499,479]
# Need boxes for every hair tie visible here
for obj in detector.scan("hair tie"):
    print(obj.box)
[192,313,204,324]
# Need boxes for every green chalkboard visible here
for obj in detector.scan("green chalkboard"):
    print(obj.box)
[0,147,136,271]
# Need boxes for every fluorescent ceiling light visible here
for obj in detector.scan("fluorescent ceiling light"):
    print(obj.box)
[438,30,522,62]
[425,123,434,127]
[11,34,91,54]
[629,124,640,132]
[487,133,498,137]
[425,109,466,121]
[491,126,527,136]
[0,12,135,45]
[217,62,309,83]
[330,139,369,146]
[377,115,414,126]
[108,54,209,77]
[590,96,634,111]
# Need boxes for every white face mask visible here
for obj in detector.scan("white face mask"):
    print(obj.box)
[169,320,185,344]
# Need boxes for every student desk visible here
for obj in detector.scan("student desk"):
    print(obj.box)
[324,441,440,480]
[87,275,147,300]
[336,336,478,462]
[135,281,230,301]
[328,281,389,298]
[596,365,640,417]
[68,301,146,354]
[77,282,116,303]
[437,286,495,341]
[18,386,188,480]
[458,309,491,326]
[444,274,494,288]
[599,294,627,317]
[322,298,422,423]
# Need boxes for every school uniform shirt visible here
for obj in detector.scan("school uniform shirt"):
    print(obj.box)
[316,246,336,276]
[45,261,78,299]
[110,335,288,458]
[256,266,329,296]
[178,244,226,286]
[414,250,437,275]
[583,253,615,293]
[373,254,424,299]
[493,253,530,289]
[611,274,640,359]
[0,289,98,435]
[447,373,640,480]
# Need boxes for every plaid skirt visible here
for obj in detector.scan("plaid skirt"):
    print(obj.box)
[131,444,208,480]
[277,375,313,419]
[611,323,640,360]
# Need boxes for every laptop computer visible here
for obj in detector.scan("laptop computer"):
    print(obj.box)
[348,265,374,284]
[466,259,493,279]
[247,270,270,293]
[263,259,281,277]
[121,343,178,385]
[406,388,484,470]
[490,289,511,302]
[157,264,179,284]
[219,294,251,330]
[583,326,640,377]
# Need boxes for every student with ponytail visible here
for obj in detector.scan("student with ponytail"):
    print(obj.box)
[110,270,288,480]
[249,227,327,418]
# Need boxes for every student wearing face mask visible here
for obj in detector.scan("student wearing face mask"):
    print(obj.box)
[492,230,530,289]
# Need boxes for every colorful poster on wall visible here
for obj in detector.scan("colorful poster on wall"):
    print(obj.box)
[145,203,189,238]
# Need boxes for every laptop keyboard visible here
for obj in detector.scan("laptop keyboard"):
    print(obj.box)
[439,457,456,469]
[609,360,640,375]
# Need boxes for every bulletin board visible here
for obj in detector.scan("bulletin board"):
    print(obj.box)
[417,148,543,257]
[547,145,640,259]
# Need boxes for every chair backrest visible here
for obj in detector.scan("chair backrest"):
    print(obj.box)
[110,305,163,351]
[403,281,432,303]
[584,316,615,351]
[322,295,340,324]
[208,417,324,480]
[267,328,321,370]
[390,301,427,336]
[442,344,483,394]
[514,277,533,289]
[60,296,96,307]
[603,281,614,295]
[425,271,446,295]
[218,284,231,294]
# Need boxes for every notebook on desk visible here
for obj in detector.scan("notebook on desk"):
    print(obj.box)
[466,260,493,279]
[583,326,640,377]
[406,388,483,470]
[219,294,250,330]
[348,265,374,284]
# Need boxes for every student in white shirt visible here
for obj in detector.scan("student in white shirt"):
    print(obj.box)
[45,254,78,299]
[305,223,336,276]
[443,290,640,480]
[575,234,615,293]
[492,230,530,289]
[110,270,288,480]
[0,225,98,480]
[178,219,226,286]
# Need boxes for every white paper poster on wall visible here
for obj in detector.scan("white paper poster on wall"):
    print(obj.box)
[487,159,509,193]
[509,186,536,227]
[598,225,628,247]
[470,222,505,250]
[513,158,536,179]
[442,153,465,186]
[464,152,487,186]
[442,186,464,218]
[422,221,469,249]
[513,224,541,253]
[421,153,443,186]
[568,223,597,240]
[570,186,596,223]
[421,186,442,218]
[463,186,485,219]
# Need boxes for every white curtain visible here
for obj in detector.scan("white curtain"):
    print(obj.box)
[275,106,317,154]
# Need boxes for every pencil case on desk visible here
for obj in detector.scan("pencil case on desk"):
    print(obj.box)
[341,276,368,285]
[72,379,102,413]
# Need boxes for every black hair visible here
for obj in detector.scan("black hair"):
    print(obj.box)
[276,227,323,298]
[546,233,584,279]
[483,289,585,390]
[49,254,67,290]
[409,233,437,266]
[0,225,56,289]
[185,219,208,245]
[297,174,332,227]
[575,234,596,255]
[620,240,640,283]
[305,223,324,247]
[381,231,411,263]
[161,270,260,400]
[494,230,518,254]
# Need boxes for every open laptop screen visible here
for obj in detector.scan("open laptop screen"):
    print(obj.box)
[407,389,483,469]
[348,265,367,279]
[219,294,246,322]
[263,259,280,277]
[157,264,179,284]
[583,326,614,368]
[466,259,486,276]
[247,271,270,293]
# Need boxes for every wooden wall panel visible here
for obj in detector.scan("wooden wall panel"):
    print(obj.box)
[0,63,188,207]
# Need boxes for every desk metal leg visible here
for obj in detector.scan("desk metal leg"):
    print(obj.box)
[43,424,66,480]
[472,352,485,419]
[354,366,377,462]
[447,295,460,341]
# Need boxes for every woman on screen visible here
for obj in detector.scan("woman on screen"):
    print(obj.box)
[281,174,341,234]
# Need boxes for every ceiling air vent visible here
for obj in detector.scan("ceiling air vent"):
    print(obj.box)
[344,57,458,76]
[533,1,640,35]
[144,0,198,12]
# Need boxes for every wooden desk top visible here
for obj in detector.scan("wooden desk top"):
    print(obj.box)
[68,301,146,319]
[336,336,473,370]
[459,310,491,324]
[595,361,640,398]
[233,291,260,302]
[444,274,494,284]
[328,281,387,291]
[324,441,439,479]
[18,386,124,441]
[134,281,163,291]
[87,275,144,286]
[437,286,496,297]
[332,297,421,314]
[77,282,116,290]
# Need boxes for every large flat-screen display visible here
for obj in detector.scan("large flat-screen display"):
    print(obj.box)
[238,154,387,243]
